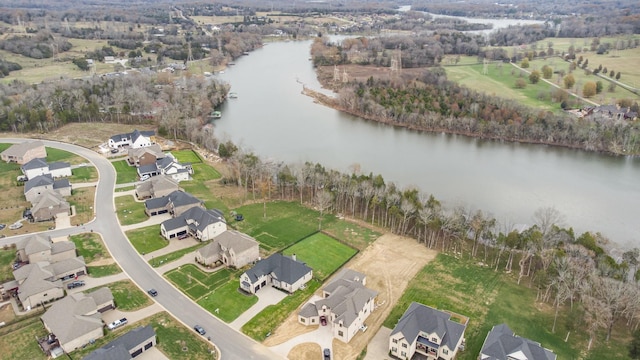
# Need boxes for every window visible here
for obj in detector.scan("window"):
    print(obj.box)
[443,349,449,355]
[391,347,397,353]
[401,351,406,357]
[432,337,437,342]
[338,331,344,337]
[402,343,408,348]
[393,339,398,344]
[301,318,306,323]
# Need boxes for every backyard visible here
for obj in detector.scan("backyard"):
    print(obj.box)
[383,253,631,360]
[282,232,358,280]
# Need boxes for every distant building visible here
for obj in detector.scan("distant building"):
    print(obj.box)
[1,141,47,164]
[108,129,155,149]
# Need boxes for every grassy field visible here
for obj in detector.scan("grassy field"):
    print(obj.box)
[46,147,87,164]
[242,279,321,341]
[114,194,148,225]
[0,315,48,360]
[93,280,152,311]
[87,264,122,277]
[0,248,17,283]
[68,187,96,225]
[282,232,357,281]
[125,225,168,254]
[321,219,381,251]
[112,160,139,184]
[232,201,330,252]
[69,311,216,360]
[149,243,204,267]
[383,253,630,360]
[69,232,109,263]
[166,264,255,322]
[172,149,203,164]
[68,166,98,183]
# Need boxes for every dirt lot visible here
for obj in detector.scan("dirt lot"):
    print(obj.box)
[263,233,437,360]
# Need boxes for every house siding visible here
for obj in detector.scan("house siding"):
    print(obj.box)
[22,288,64,309]
[61,327,103,353]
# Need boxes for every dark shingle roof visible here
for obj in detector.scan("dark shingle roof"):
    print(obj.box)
[480,323,557,360]
[24,174,54,193]
[83,325,156,360]
[391,302,466,351]
[53,178,71,190]
[244,253,312,286]
[21,158,48,171]
[48,161,70,171]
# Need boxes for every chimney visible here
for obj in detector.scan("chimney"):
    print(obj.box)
[292,253,297,261]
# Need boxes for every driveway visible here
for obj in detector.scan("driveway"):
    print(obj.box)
[364,326,392,360]
[230,286,288,331]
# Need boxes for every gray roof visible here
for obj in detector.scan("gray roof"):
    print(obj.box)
[1,141,45,157]
[313,269,377,327]
[24,174,54,193]
[391,302,466,351]
[127,144,163,159]
[48,161,70,171]
[197,230,258,259]
[480,323,557,360]
[87,287,114,305]
[21,157,48,171]
[244,253,312,286]
[145,196,168,210]
[161,216,187,232]
[138,163,157,175]
[182,207,225,232]
[17,234,52,255]
[299,303,318,317]
[31,191,70,217]
[16,263,62,302]
[41,293,103,345]
[145,190,200,210]
[53,178,71,190]
[83,325,156,360]
[110,129,154,144]
[51,240,76,255]
[45,256,86,276]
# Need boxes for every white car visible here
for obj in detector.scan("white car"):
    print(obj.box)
[140,174,150,181]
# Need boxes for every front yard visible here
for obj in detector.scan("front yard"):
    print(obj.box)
[125,225,168,254]
[112,159,139,184]
[114,194,148,225]
[92,280,152,311]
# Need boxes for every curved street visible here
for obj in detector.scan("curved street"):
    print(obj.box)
[0,138,282,360]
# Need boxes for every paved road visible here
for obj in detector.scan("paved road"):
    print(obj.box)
[0,138,282,360]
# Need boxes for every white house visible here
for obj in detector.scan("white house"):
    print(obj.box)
[108,130,155,149]
[240,253,312,294]
[160,207,226,241]
[21,158,72,179]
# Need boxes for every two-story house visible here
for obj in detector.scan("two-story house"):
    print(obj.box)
[144,190,203,217]
[479,323,557,360]
[21,158,72,180]
[240,253,312,294]
[160,207,226,241]
[24,174,71,203]
[108,129,155,149]
[195,230,260,268]
[1,141,46,164]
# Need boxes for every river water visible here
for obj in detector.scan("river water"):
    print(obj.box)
[211,39,640,250]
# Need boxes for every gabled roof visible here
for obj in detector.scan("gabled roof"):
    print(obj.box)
[161,216,188,232]
[31,190,70,214]
[128,144,163,159]
[110,129,154,143]
[45,256,85,276]
[15,263,62,302]
[24,174,54,193]
[138,163,158,175]
[17,234,52,255]
[21,158,48,171]
[83,325,156,360]
[48,161,70,171]
[87,287,114,305]
[197,230,258,259]
[41,291,107,345]
[51,240,75,255]
[53,178,71,190]
[244,253,312,286]
[391,302,466,351]
[1,141,45,157]
[182,207,225,232]
[480,324,557,360]
[145,190,201,210]
[314,269,377,327]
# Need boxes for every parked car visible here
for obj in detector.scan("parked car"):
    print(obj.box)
[110,148,119,154]
[177,233,189,240]
[194,325,206,335]
[0,223,6,230]
[140,174,150,181]
[9,222,23,230]
[323,348,331,360]
[320,315,327,326]
[235,214,244,221]
[16,175,27,182]
[67,280,85,289]
[107,318,128,330]
[147,288,158,297]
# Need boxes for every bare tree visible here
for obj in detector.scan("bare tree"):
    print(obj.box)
[315,190,332,230]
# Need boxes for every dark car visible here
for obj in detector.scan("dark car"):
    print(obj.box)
[235,214,244,221]
[323,348,331,360]
[110,148,119,154]
[147,289,158,297]
[0,223,6,230]
[67,280,85,289]
[194,325,206,335]
[320,315,327,326]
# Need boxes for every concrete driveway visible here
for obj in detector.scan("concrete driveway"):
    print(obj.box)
[230,286,287,331]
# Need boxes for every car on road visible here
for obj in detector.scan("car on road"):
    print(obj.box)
[194,325,206,335]
[147,288,158,297]
[67,280,85,289]
[107,318,128,330]
[323,348,331,359]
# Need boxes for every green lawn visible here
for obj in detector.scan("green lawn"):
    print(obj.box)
[191,163,221,181]
[115,185,135,192]
[125,225,168,254]
[87,264,122,277]
[68,166,98,183]
[45,147,86,164]
[232,201,332,252]
[70,312,216,360]
[172,149,203,163]
[112,160,139,184]
[383,253,630,360]
[196,280,258,322]
[0,316,48,360]
[282,232,357,280]
[166,265,255,322]
[242,279,321,341]
[0,248,17,283]
[321,220,381,251]
[69,232,108,263]
[115,194,148,225]
[149,243,204,267]
[92,280,151,311]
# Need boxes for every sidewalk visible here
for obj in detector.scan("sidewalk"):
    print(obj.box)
[143,236,199,260]
[68,272,129,294]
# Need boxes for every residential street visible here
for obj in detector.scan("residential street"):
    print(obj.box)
[0,138,282,360]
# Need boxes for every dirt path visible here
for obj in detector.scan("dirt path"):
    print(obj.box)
[263,233,437,360]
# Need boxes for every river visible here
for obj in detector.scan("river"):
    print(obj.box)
[211,40,640,250]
